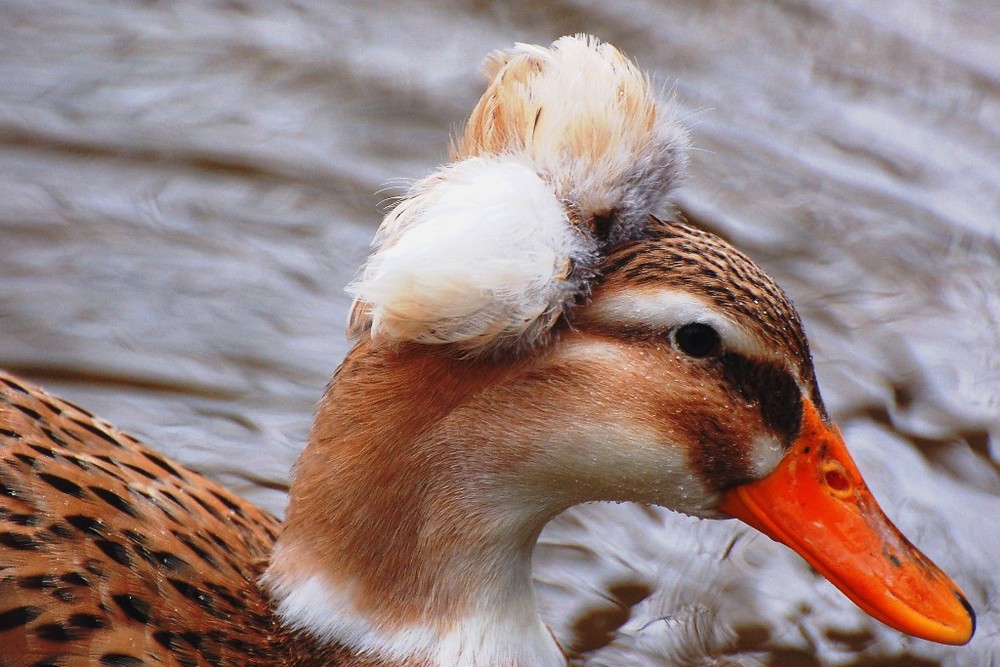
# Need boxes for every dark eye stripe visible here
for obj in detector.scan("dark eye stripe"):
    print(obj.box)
[720,353,803,447]
[688,414,755,489]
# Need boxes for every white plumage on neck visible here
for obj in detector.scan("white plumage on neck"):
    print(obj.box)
[264,546,567,667]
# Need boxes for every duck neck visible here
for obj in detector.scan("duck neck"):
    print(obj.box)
[263,342,569,666]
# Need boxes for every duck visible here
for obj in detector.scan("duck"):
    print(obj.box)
[0,35,975,666]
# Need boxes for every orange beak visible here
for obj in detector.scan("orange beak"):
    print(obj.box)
[720,399,975,645]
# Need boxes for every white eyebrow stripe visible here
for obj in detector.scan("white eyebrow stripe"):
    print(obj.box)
[588,289,778,363]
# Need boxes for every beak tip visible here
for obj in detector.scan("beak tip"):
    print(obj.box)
[954,590,977,644]
[906,587,976,646]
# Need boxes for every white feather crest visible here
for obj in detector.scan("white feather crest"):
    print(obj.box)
[347,157,590,351]
[348,35,689,354]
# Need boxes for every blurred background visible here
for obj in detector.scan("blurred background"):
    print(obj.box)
[1,1,997,664]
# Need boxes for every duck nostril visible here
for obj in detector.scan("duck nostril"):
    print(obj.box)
[822,462,851,494]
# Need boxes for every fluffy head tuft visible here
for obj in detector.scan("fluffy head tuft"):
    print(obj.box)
[349,34,689,355]
[456,34,689,245]
[347,157,591,352]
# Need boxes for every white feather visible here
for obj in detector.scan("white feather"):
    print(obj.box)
[348,157,589,350]
[590,289,770,360]
[263,547,566,667]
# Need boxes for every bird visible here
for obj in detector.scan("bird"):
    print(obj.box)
[0,34,975,666]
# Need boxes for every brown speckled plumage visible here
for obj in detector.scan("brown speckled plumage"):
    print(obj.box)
[0,372,286,666]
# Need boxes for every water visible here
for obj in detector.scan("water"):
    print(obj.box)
[1,1,997,664]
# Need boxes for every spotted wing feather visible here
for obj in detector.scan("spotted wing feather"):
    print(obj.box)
[0,372,285,667]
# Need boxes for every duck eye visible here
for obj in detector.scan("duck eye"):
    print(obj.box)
[673,323,722,358]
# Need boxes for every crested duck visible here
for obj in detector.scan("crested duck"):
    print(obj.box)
[0,35,975,666]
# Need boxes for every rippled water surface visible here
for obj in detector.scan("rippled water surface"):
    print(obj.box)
[2,1,998,664]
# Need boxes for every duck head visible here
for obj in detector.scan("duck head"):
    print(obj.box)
[263,35,974,665]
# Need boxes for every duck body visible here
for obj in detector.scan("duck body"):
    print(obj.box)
[0,35,974,666]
